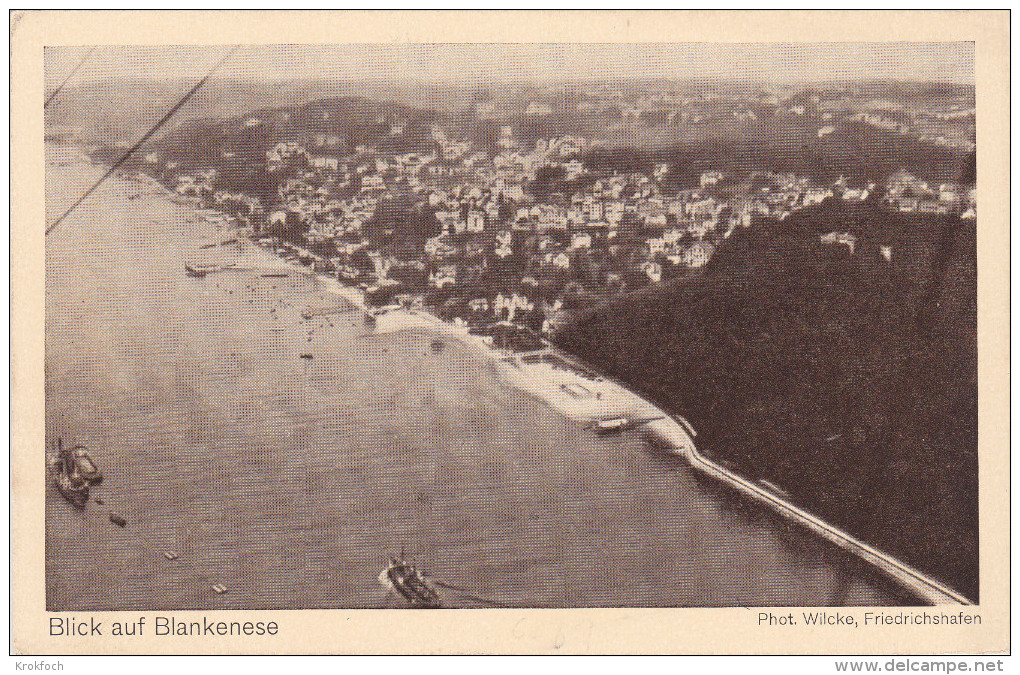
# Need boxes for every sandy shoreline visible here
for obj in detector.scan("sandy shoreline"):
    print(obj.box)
[229,231,697,450]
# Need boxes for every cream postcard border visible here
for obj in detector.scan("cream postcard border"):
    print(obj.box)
[11,10,1009,655]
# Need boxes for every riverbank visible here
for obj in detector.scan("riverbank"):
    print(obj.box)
[234,233,694,436]
[234,227,966,605]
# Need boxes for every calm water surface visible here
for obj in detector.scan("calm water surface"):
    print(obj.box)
[44,144,907,609]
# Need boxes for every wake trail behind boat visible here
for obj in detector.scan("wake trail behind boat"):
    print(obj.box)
[429,579,516,607]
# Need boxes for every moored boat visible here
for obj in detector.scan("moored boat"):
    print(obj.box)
[593,414,666,435]
[67,444,103,484]
[594,417,629,434]
[54,470,90,508]
[379,556,442,608]
[185,263,214,277]
[185,262,239,278]
[49,439,90,508]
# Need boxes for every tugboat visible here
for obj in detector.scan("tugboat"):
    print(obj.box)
[54,469,89,508]
[65,442,103,484]
[48,439,90,508]
[379,554,442,608]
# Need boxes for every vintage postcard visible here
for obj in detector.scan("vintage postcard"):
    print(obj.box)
[10,10,1009,656]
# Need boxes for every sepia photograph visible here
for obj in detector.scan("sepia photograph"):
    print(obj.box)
[11,9,1009,657]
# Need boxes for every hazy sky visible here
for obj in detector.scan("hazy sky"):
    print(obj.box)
[45,43,975,88]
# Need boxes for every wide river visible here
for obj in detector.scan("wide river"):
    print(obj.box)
[44,143,906,610]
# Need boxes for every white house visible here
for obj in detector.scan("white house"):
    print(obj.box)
[311,156,340,171]
[563,159,586,181]
[525,102,553,116]
[493,292,534,321]
[429,265,457,289]
[686,197,717,219]
[361,174,384,190]
[700,171,724,188]
[804,188,833,206]
[642,261,663,283]
[569,233,592,250]
[820,231,857,254]
[646,237,666,255]
[842,188,869,202]
[683,242,716,268]
[644,213,668,228]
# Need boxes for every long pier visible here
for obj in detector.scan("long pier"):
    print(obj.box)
[679,439,973,605]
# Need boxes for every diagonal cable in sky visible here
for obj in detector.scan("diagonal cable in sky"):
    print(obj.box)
[44,46,96,109]
[45,45,240,236]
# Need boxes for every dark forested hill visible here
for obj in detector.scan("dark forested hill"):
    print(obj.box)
[153,96,441,165]
[44,77,473,145]
[555,201,978,600]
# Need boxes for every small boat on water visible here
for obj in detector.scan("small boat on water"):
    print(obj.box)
[48,439,90,508]
[53,470,89,508]
[379,556,442,608]
[592,414,665,435]
[197,238,239,250]
[595,417,629,434]
[185,263,218,278]
[185,262,242,278]
[66,444,103,484]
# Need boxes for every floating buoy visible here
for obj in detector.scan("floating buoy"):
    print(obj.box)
[109,512,127,527]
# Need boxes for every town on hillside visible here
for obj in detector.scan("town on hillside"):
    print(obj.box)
[105,82,976,340]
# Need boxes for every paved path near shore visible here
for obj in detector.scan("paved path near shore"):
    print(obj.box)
[44,144,905,609]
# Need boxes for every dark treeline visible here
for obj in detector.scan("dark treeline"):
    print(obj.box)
[153,96,441,169]
[556,200,978,601]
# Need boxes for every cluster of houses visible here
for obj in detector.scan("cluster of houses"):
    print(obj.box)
[156,118,977,335]
[851,110,976,153]
[883,169,975,218]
